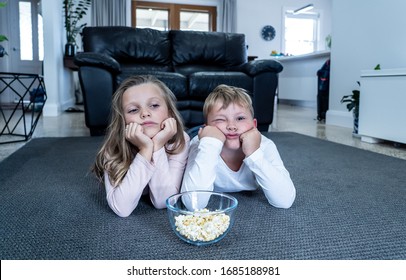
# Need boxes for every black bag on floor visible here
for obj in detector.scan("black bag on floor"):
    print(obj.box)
[316,59,330,121]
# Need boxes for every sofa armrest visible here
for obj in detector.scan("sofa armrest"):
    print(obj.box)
[74,52,121,74]
[243,59,283,76]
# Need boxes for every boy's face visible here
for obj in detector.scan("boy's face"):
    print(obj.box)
[207,102,257,149]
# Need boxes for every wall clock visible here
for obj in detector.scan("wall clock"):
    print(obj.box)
[261,25,276,41]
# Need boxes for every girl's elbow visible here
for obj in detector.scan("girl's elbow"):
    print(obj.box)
[108,202,138,218]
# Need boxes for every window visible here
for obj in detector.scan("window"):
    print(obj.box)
[18,0,43,61]
[282,10,319,55]
[132,1,217,31]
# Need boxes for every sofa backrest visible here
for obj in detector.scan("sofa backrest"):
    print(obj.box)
[81,27,248,75]
[81,26,172,72]
[170,30,247,75]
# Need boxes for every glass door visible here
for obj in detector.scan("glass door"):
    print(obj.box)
[0,0,43,104]
[8,0,43,75]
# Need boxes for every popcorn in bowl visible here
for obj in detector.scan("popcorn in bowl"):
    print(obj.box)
[166,191,238,246]
[174,208,231,242]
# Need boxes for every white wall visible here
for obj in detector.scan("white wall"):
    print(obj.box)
[42,0,67,116]
[42,0,92,116]
[236,0,332,59]
[327,0,406,128]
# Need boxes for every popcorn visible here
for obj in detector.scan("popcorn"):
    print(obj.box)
[174,208,230,242]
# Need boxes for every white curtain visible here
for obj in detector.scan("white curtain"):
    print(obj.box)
[221,0,237,33]
[91,0,127,26]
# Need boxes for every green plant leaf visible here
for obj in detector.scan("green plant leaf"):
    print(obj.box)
[0,2,7,42]
[341,82,360,112]
[63,0,92,45]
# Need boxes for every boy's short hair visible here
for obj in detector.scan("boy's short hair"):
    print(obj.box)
[203,84,254,120]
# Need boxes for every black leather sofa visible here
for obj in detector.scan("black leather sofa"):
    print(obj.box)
[74,26,283,136]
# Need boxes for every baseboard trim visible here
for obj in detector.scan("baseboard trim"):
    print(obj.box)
[326,109,353,128]
[43,103,61,116]
[278,99,316,108]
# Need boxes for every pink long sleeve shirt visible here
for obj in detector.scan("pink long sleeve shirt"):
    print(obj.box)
[105,131,190,217]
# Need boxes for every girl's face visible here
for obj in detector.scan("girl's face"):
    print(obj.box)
[122,83,170,138]
[207,102,257,150]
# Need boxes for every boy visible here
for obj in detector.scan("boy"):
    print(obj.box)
[181,84,296,208]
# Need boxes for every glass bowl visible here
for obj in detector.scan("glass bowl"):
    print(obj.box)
[166,191,238,246]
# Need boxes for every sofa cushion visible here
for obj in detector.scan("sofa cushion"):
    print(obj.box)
[180,110,206,128]
[82,27,172,70]
[189,72,253,98]
[171,30,247,75]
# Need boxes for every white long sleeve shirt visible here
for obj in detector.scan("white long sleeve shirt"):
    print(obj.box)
[105,131,190,217]
[181,135,296,208]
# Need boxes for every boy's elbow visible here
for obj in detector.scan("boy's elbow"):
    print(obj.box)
[153,201,167,210]
[269,189,296,209]
[113,209,133,218]
[150,197,168,210]
[274,200,294,209]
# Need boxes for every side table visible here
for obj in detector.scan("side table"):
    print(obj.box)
[63,55,79,71]
[0,72,47,144]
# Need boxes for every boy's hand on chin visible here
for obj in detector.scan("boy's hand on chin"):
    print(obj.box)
[152,118,177,151]
[198,125,226,143]
[240,127,261,156]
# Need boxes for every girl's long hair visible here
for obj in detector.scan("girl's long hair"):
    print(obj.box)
[92,75,186,187]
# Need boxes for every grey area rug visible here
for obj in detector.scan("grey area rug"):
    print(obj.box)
[0,132,405,260]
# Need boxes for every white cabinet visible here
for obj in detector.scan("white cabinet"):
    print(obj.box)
[359,69,406,144]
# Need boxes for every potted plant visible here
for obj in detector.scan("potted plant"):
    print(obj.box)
[341,81,360,135]
[63,0,91,56]
[0,1,8,57]
[341,64,380,136]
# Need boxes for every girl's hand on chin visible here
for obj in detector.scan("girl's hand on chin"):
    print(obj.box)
[152,118,177,151]
[125,122,153,152]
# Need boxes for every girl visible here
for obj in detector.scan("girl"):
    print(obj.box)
[93,75,190,217]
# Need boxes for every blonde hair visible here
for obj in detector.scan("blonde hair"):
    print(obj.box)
[93,75,186,187]
[203,84,254,121]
